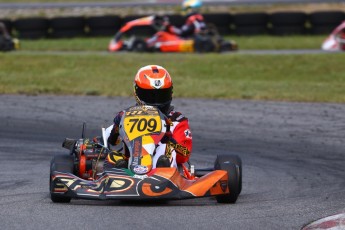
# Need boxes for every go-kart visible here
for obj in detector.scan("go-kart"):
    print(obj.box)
[322,21,345,51]
[50,105,242,204]
[108,15,238,53]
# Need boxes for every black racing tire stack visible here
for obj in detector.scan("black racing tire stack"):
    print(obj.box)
[233,12,268,35]
[13,17,49,39]
[203,13,232,35]
[86,15,122,37]
[50,16,86,38]
[309,11,345,34]
[269,12,307,35]
[167,14,185,27]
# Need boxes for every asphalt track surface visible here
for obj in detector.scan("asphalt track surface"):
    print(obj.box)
[0,95,344,229]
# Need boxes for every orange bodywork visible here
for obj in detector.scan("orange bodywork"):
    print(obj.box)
[119,16,154,33]
[52,167,230,199]
[149,31,194,52]
[142,182,173,196]
[153,168,228,197]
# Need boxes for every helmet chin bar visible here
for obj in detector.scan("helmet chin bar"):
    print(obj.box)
[134,97,172,115]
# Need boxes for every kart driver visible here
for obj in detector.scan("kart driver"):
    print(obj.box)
[103,65,192,169]
[167,0,206,38]
[0,22,19,52]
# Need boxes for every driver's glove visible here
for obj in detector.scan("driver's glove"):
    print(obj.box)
[106,151,128,169]
[160,131,177,144]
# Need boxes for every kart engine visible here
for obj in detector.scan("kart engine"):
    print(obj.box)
[74,139,107,179]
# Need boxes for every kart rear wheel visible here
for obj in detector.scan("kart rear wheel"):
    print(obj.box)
[219,40,238,52]
[131,38,148,52]
[214,155,241,203]
[50,155,74,203]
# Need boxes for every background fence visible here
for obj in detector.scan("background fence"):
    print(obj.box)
[1,10,345,39]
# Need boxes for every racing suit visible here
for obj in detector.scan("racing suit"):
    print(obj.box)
[104,107,192,169]
[168,12,207,38]
[337,30,345,50]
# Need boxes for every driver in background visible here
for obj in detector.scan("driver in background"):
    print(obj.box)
[0,22,19,52]
[167,0,206,38]
[103,65,192,169]
[336,27,345,50]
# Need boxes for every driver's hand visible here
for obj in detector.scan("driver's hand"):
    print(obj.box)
[161,131,177,144]
[92,136,103,144]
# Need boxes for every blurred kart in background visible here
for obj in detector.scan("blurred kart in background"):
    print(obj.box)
[108,15,238,53]
[322,21,345,51]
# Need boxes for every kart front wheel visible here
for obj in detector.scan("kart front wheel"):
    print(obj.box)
[214,155,240,203]
[50,155,74,203]
[216,154,242,194]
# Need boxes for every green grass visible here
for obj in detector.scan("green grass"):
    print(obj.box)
[1,52,344,103]
[19,35,326,51]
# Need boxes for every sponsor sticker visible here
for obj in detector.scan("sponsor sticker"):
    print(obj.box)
[133,165,148,174]
[220,180,228,193]
[184,129,192,139]
[133,174,148,180]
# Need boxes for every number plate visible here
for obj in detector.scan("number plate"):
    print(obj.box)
[123,115,162,141]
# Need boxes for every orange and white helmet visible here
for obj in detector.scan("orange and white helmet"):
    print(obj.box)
[134,65,173,113]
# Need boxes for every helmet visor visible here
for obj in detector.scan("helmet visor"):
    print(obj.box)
[136,87,172,105]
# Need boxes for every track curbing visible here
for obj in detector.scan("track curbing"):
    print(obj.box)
[302,213,345,230]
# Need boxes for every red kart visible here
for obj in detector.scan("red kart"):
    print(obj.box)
[322,21,345,51]
[108,15,238,53]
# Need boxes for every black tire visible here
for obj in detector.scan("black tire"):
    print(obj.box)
[14,17,49,31]
[131,38,148,52]
[203,13,232,27]
[167,14,184,27]
[50,155,74,203]
[215,26,232,35]
[193,35,216,52]
[50,17,85,38]
[233,13,268,35]
[233,13,268,26]
[215,154,242,194]
[13,17,49,39]
[86,15,122,36]
[219,40,238,52]
[235,26,267,35]
[271,26,305,35]
[309,11,345,26]
[214,160,239,203]
[310,25,338,35]
[270,12,307,26]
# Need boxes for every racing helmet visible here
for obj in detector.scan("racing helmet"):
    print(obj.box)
[134,65,173,114]
[182,0,202,11]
